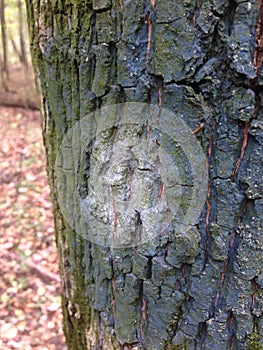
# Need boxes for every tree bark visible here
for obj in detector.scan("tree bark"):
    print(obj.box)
[26,1,263,349]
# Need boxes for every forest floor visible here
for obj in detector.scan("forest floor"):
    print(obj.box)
[0,66,66,349]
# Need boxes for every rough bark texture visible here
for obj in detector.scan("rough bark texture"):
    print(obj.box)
[26,0,263,349]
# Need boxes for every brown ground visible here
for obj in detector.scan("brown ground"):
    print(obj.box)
[0,66,66,349]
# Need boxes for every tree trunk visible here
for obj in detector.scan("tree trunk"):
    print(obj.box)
[0,0,8,88]
[18,0,28,67]
[26,1,263,349]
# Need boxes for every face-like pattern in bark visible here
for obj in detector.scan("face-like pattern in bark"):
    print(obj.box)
[80,128,180,248]
[55,103,207,248]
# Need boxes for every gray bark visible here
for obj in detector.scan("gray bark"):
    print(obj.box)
[26,0,263,349]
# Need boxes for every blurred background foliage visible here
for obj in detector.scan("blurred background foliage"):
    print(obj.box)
[1,0,28,72]
[0,0,38,109]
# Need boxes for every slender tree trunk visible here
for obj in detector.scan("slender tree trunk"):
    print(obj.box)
[0,0,8,89]
[26,1,263,349]
[17,0,27,68]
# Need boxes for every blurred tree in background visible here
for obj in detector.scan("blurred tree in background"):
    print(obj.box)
[0,0,29,90]
[0,0,8,89]
[0,0,37,109]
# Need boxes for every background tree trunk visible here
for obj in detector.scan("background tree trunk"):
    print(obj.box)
[17,0,28,68]
[26,1,263,349]
[0,0,8,88]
